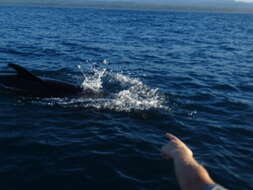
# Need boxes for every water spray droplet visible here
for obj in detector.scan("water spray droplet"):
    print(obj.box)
[102,59,109,65]
[77,64,86,78]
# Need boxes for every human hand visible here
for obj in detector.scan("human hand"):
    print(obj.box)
[161,133,193,160]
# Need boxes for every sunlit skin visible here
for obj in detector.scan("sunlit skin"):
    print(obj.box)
[161,133,215,190]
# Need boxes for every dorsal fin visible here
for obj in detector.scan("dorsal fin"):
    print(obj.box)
[8,64,43,82]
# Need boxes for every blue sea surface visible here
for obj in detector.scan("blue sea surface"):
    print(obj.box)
[0,6,252,190]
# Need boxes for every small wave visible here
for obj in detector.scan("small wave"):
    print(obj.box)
[211,84,239,92]
[238,83,253,93]
[0,47,30,56]
[31,63,168,112]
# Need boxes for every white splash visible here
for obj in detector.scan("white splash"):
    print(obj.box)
[81,68,106,92]
[33,63,168,112]
[110,73,165,111]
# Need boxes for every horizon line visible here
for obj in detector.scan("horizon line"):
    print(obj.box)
[1,1,253,14]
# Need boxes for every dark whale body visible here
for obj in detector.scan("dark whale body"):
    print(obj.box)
[0,64,84,98]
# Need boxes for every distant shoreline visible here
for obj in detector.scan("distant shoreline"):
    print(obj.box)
[0,2,253,14]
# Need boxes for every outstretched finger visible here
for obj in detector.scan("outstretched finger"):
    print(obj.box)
[165,133,178,141]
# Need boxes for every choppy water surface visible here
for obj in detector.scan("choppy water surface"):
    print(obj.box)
[0,6,252,190]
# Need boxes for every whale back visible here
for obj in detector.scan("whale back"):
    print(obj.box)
[1,64,83,98]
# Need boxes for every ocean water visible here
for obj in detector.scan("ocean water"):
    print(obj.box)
[0,6,252,190]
